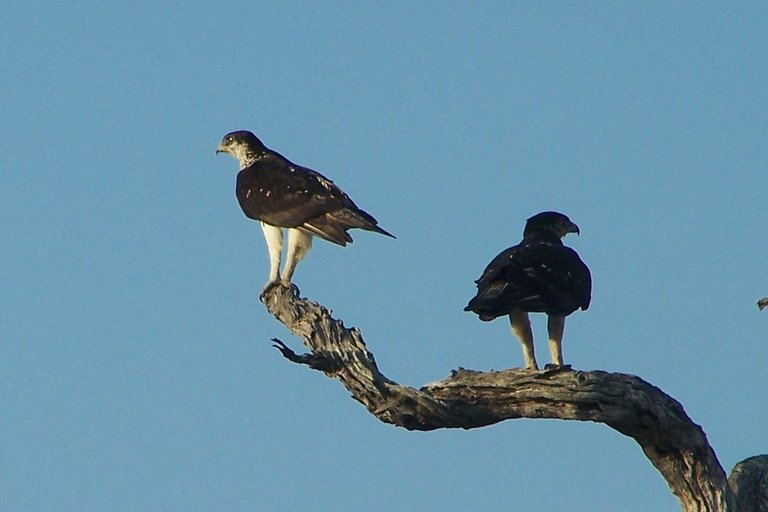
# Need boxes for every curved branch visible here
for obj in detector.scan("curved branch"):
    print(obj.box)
[261,284,766,512]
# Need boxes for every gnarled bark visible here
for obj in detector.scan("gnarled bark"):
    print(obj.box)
[261,284,767,512]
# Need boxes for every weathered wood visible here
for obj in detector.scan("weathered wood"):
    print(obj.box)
[261,283,767,512]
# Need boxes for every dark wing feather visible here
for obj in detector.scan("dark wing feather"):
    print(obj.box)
[465,239,591,320]
[236,153,393,246]
[297,215,354,246]
[236,154,345,227]
[302,208,394,245]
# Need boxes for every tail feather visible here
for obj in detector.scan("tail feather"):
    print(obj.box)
[465,282,541,320]
[364,223,396,239]
[464,284,505,320]
[298,206,395,246]
[329,208,395,238]
[300,216,352,246]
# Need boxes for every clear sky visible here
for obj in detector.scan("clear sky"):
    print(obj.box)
[2,2,767,511]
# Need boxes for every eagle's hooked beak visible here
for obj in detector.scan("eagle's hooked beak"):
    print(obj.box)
[568,222,581,236]
[215,145,226,155]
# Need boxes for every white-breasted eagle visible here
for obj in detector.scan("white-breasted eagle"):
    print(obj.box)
[217,130,394,290]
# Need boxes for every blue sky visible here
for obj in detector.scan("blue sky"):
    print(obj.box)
[2,2,767,511]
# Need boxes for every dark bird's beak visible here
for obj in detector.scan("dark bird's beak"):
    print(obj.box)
[568,222,580,236]
[215,144,227,155]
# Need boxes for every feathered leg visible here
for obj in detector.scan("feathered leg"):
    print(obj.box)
[547,315,566,368]
[282,229,313,282]
[509,309,538,370]
[260,222,284,286]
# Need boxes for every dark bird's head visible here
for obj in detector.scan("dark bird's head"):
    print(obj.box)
[216,130,267,169]
[523,211,580,239]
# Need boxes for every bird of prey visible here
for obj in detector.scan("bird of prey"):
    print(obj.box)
[216,130,394,290]
[758,297,768,311]
[464,211,591,370]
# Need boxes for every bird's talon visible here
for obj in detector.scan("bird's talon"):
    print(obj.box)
[543,363,572,371]
[259,281,281,301]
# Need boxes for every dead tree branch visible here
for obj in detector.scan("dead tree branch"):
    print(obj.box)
[261,283,767,512]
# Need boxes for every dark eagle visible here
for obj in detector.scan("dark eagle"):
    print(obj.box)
[464,211,591,370]
[216,130,394,289]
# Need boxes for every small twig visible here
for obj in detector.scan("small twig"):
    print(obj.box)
[271,338,339,373]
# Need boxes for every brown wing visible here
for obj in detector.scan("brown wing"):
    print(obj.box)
[236,152,394,245]
[465,239,591,320]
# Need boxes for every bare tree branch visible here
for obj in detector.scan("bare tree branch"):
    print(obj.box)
[261,283,767,512]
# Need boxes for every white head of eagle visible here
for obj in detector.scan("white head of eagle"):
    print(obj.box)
[216,130,395,292]
[464,211,591,371]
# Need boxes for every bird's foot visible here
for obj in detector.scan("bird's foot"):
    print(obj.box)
[259,279,299,303]
[260,280,285,301]
[543,363,572,371]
